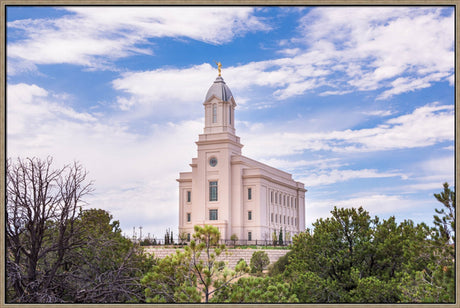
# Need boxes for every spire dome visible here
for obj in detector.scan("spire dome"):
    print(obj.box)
[205,76,233,102]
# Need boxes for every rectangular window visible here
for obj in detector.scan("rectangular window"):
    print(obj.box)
[209,209,218,220]
[209,181,218,201]
[212,105,217,123]
[248,188,252,200]
[229,106,232,124]
[248,211,252,220]
[271,191,273,203]
[187,191,191,203]
[187,233,191,241]
[248,231,252,241]
[271,213,273,222]
[187,213,191,222]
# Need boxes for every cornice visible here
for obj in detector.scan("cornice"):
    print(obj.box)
[242,173,307,192]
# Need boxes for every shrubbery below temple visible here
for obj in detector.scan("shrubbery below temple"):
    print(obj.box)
[5,157,455,303]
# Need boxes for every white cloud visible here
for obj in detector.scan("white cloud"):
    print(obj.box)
[299,169,407,187]
[111,8,453,105]
[362,109,394,117]
[7,83,203,236]
[415,155,455,184]
[112,63,215,117]
[7,7,270,72]
[8,7,453,103]
[183,7,452,101]
[377,73,448,100]
[306,194,430,228]
[241,102,454,158]
[296,7,454,99]
[259,157,345,171]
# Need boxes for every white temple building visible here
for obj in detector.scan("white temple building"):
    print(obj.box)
[177,71,306,243]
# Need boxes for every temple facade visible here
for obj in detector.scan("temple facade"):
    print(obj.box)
[177,73,306,242]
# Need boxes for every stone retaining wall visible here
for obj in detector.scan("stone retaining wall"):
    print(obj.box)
[144,247,289,269]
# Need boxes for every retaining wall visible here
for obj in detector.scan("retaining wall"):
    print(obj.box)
[144,247,289,269]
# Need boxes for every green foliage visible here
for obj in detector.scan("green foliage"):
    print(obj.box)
[68,208,154,303]
[143,225,250,303]
[349,274,400,303]
[250,251,270,274]
[142,250,200,303]
[285,205,443,303]
[290,271,345,302]
[287,207,376,289]
[141,183,455,304]
[396,182,456,304]
[433,182,455,243]
[268,251,292,277]
[371,217,432,279]
[211,276,298,303]
[230,234,238,245]
[398,263,455,302]
[432,182,455,263]
[164,228,174,245]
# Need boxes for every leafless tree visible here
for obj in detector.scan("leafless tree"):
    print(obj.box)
[6,156,93,303]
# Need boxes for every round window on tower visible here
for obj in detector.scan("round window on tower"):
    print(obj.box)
[209,157,218,167]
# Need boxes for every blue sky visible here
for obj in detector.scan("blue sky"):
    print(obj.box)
[6,6,455,239]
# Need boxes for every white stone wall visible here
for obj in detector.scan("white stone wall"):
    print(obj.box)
[145,247,290,269]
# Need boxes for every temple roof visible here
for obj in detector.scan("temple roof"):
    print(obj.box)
[205,76,233,102]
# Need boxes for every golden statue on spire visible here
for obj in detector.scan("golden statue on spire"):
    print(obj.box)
[214,61,222,76]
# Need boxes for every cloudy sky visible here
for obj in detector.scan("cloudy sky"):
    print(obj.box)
[6,6,455,239]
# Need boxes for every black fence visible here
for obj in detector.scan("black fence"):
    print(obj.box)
[136,238,292,247]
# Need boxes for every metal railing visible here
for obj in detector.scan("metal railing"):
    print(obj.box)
[136,238,292,247]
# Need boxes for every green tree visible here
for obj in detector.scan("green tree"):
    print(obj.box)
[230,234,238,246]
[398,263,455,303]
[268,251,292,277]
[272,230,277,246]
[350,275,400,303]
[66,209,153,303]
[142,225,249,303]
[371,217,431,280]
[397,183,456,303]
[290,271,345,302]
[433,182,455,244]
[287,207,374,292]
[187,225,249,302]
[250,251,270,274]
[142,250,200,303]
[285,206,434,302]
[211,276,298,303]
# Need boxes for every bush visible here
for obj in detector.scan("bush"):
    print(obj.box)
[268,251,292,276]
[250,251,270,273]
